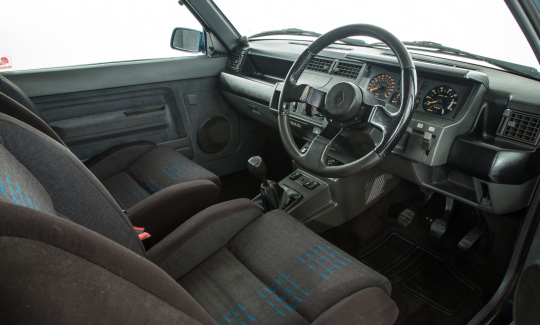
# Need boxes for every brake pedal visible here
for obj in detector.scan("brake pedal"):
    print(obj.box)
[458,226,485,251]
[430,219,448,238]
[430,196,454,238]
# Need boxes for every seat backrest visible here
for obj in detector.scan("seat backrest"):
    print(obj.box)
[0,74,39,116]
[0,202,212,324]
[0,98,143,255]
[0,78,65,145]
[0,95,215,324]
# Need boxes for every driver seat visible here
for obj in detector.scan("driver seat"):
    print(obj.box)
[0,101,398,324]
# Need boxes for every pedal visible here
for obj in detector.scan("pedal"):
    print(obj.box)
[430,196,454,238]
[430,219,448,238]
[458,226,485,251]
[398,208,416,227]
[395,190,434,227]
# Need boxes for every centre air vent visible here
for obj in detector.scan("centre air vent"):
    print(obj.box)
[306,57,333,73]
[332,61,363,79]
[497,109,540,146]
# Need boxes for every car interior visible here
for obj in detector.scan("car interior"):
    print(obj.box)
[2,0,540,324]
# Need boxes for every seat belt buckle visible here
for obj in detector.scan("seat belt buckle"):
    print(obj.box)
[134,227,152,250]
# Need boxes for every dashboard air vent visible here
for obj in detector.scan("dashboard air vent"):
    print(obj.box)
[228,52,243,70]
[497,109,540,146]
[306,57,333,73]
[332,61,363,79]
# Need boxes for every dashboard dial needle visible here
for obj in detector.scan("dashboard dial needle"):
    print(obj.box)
[427,100,438,105]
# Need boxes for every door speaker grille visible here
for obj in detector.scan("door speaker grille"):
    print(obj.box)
[197,116,231,154]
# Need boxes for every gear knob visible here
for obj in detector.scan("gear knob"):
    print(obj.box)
[248,156,267,184]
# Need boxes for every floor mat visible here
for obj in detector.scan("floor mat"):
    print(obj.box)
[360,233,481,315]
[217,170,260,203]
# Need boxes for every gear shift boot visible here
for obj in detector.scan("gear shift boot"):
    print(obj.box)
[248,156,302,212]
[253,182,302,212]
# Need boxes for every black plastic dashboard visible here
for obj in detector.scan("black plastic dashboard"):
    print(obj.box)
[219,39,540,215]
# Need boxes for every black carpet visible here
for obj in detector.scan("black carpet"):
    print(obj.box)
[321,179,522,324]
[217,170,260,203]
[361,233,481,315]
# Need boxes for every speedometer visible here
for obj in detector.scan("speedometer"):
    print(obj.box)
[422,85,458,115]
[368,74,395,100]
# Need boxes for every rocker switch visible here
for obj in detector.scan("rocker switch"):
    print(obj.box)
[422,132,433,151]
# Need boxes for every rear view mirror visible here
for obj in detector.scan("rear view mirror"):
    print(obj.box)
[170,28,205,53]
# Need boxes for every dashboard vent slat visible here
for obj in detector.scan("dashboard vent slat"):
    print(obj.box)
[332,61,363,79]
[306,57,333,73]
[228,53,243,70]
[497,109,540,146]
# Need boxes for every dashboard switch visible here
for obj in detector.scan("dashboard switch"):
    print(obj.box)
[325,157,336,166]
[303,180,320,190]
[414,97,421,109]
[289,172,302,180]
[422,132,433,151]
[305,105,314,117]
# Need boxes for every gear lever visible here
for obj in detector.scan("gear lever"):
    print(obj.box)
[248,156,282,211]
[248,156,303,212]
[247,156,269,186]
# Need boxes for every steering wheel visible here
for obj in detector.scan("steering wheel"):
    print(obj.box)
[278,24,417,178]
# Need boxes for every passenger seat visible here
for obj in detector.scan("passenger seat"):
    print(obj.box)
[0,75,221,242]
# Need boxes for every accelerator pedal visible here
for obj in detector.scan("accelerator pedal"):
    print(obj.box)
[458,226,485,251]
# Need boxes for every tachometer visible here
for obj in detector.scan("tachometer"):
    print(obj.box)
[368,74,395,100]
[422,85,458,115]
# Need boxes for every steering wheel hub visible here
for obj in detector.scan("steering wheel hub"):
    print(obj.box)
[324,82,363,121]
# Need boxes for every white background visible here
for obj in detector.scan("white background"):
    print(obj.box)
[1,0,539,71]
[217,0,540,70]
[1,0,202,70]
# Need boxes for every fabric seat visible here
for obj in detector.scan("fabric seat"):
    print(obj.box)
[85,140,220,210]
[0,76,221,241]
[152,202,397,324]
[0,95,398,324]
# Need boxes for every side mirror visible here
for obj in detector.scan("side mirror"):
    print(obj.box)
[170,28,205,53]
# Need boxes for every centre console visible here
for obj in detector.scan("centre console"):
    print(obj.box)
[274,165,400,233]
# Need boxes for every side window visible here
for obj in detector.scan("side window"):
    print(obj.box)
[0,0,203,71]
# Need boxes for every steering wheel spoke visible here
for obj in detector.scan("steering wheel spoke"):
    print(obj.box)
[367,105,396,132]
[282,84,327,109]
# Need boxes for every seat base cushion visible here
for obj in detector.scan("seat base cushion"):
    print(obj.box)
[226,209,392,322]
[179,247,309,325]
[89,142,220,210]
[166,201,395,324]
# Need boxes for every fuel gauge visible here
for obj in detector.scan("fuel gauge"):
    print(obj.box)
[390,92,401,105]
[422,85,458,115]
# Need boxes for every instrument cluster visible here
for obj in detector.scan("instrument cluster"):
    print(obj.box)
[364,67,471,118]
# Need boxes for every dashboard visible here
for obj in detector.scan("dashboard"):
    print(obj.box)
[219,39,540,215]
[284,61,473,124]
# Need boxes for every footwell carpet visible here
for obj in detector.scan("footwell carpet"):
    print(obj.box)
[361,233,481,315]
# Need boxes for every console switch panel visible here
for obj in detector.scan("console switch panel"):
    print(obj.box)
[289,172,320,190]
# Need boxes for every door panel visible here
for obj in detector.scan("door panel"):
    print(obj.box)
[1,56,262,176]
[32,84,188,160]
